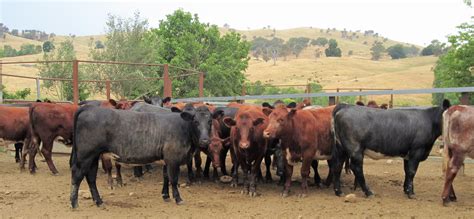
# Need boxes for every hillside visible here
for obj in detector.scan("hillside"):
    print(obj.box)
[0,28,437,105]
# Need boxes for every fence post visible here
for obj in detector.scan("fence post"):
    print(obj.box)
[163,64,172,98]
[0,60,3,103]
[106,80,111,100]
[72,60,79,104]
[36,77,41,100]
[199,72,204,98]
[336,88,340,104]
[390,94,394,108]
[359,88,362,101]
[305,84,311,102]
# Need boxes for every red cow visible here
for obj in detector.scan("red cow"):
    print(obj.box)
[0,106,30,163]
[441,105,474,205]
[262,105,335,197]
[223,107,268,197]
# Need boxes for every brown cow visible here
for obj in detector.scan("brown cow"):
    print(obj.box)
[223,107,268,197]
[441,105,474,206]
[0,106,31,163]
[262,105,335,197]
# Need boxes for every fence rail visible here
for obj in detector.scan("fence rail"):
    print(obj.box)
[0,59,205,104]
[173,87,474,103]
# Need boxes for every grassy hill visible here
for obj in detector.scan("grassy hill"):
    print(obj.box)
[0,28,437,105]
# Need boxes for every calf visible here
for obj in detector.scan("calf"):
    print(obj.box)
[223,107,267,196]
[441,105,474,205]
[263,106,335,197]
[0,106,30,163]
[70,105,212,208]
[332,100,450,198]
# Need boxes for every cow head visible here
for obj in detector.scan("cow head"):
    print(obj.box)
[179,105,212,148]
[143,95,167,107]
[262,106,296,139]
[223,112,265,149]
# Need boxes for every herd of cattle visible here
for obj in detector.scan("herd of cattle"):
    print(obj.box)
[0,96,473,208]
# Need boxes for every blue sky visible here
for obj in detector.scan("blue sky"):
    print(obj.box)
[1,0,472,46]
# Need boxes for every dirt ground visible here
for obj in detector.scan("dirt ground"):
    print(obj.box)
[0,152,473,218]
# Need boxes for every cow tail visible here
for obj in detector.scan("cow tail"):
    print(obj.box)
[442,110,451,173]
[331,104,347,166]
[70,105,88,168]
[28,105,43,158]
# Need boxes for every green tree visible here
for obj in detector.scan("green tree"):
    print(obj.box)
[421,40,446,56]
[42,41,54,52]
[325,39,342,57]
[95,40,105,49]
[148,9,250,97]
[433,20,474,105]
[370,41,385,60]
[38,39,90,101]
[3,45,17,57]
[311,37,328,46]
[89,12,154,99]
[387,44,407,59]
[287,37,310,58]
[0,86,31,99]
[0,48,4,58]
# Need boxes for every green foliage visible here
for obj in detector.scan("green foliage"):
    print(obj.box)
[0,48,4,58]
[421,40,446,56]
[148,9,250,97]
[3,43,42,57]
[42,41,54,52]
[325,39,342,57]
[370,41,385,60]
[404,45,420,57]
[311,37,328,47]
[89,12,155,99]
[1,86,31,99]
[432,20,474,105]
[38,38,90,101]
[95,40,105,49]
[287,37,310,58]
[3,45,17,57]
[387,44,407,59]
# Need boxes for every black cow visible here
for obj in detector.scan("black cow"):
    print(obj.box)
[143,95,171,107]
[70,105,212,208]
[331,100,451,198]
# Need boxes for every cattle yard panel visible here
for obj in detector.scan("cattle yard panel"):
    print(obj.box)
[0,60,205,104]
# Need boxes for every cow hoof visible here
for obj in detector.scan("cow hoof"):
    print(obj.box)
[241,190,249,195]
[335,190,345,197]
[175,199,184,205]
[51,172,60,176]
[230,182,237,188]
[249,192,258,197]
[162,195,171,202]
[299,193,307,198]
[442,198,451,207]
[281,191,289,198]
[407,193,416,199]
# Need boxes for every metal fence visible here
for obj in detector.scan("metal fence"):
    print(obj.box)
[0,60,205,104]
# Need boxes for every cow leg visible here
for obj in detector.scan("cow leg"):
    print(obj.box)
[85,157,103,207]
[241,162,250,195]
[403,159,420,199]
[311,160,322,188]
[324,160,334,187]
[264,151,273,183]
[203,156,211,178]
[194,151,203,179]
[144,164,153,173]
[168,163,184,205]
[41,138,59,175]
[250,156,264,197]
[186,159,195,185]
[331,155,345,197]
[162,165,171,202]
[344,158,352,174]
[102,158,114,189]
[350,154,373,197]
[282,162,293,197]
[70,163,86,209]
[14,142,23,163]
[230,148,239,187]
[115,163,123,187]
[133,166,144,178]
[220,146,229,176]
[28,143,39,174]
[300,158,312,198]
[20,139,31,170]
[442,150,464,205]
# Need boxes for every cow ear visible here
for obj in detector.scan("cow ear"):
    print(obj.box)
[288,109,297,117]
[180,112,194,121]
[442,99,451,110]
[262,108,273,116]
[143,95,151,104]
[262,102,274,109]
[212,110,224,119]
[171,107,182,113]
[287,102,297,108]
[253,118,265,126]
[163,97,171,104]
[223,117,236,127]
[116,103,124,109]
[109,99,117,106]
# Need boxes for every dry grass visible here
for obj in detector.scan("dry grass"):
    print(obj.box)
[1,29,437,105]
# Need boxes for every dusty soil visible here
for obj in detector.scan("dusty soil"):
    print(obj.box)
[0,152,473,218]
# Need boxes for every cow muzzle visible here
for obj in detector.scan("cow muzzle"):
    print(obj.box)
[200,139,210,147]
[239,142,250,149]
[263,131,271,139]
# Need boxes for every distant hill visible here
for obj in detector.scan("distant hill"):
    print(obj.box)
[0,28,436,106]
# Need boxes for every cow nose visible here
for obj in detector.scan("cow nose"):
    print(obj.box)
[239,142,249,149]
[200,139,210,146]
[263,131,270,138]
